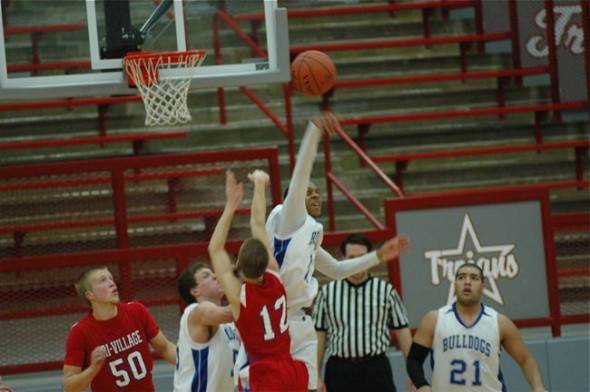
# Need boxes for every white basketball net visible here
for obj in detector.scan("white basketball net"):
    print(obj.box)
[124,51,206,126]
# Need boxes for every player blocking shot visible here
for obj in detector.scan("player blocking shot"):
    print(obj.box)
[240,110,410,390]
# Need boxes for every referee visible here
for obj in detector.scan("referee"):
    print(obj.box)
[312,233,412,392]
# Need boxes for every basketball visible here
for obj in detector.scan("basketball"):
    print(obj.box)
[291,50,336,96]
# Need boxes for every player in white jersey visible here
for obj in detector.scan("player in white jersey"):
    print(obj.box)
[265,203,322,312]
[430,302,502,390]
[407,263,547,392]
[243,111,409,390]
[174,263,241,392]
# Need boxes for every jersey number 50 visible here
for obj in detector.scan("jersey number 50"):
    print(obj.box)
[109,351,148,387]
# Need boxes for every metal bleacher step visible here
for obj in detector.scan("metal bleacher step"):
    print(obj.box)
[1,0,588,378]
[0,0,587,259]
[0,77,551,139]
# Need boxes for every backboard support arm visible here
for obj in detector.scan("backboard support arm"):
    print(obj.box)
[140,0,174,37]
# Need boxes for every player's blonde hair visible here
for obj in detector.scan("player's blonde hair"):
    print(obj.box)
[75,265,108,305]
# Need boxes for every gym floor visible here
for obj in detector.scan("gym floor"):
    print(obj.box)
[3,324,588,392]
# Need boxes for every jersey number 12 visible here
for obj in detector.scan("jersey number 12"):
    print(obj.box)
[259,295,288,341]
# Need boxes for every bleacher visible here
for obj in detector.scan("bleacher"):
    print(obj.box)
[0,0,588,378]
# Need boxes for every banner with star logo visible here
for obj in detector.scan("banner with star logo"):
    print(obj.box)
[384,188,557,328]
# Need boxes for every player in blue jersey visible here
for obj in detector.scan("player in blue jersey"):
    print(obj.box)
[259,111,410,390]
[174,262,241,392]
[406,263,547,392]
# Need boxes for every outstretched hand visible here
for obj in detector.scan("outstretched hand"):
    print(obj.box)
[225,170,243,211]
[312,111,340,136]
[377,234,410,263]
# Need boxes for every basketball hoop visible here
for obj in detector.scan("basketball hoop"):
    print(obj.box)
[124,50,206,126]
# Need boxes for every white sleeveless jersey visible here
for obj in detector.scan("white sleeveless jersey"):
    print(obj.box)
[266,204,323,312]
[432,303,504,392]
[173,303,241,392]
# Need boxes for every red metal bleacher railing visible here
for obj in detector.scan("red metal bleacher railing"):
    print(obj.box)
[322,66,550,114]
[339,101,588,155]
[0,95,143,141]
[212,6,298,171]
[290,31,512,72]
[3,23,90,76]
[321,122,405,232]
[370,139,589,192]
[550,211,590,327]
[0,130,188,153]
[0,147,283,374]
[1,23,143,140]
[210,0,589,230]
[212,0,490,172]
[6,60,90,73]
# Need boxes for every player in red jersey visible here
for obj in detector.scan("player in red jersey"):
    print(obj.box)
[63,266,176,392]
[208,170,308,392]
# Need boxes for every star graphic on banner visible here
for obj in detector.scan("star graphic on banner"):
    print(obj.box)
[442,214,516,305]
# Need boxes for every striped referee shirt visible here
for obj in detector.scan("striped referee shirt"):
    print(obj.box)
[312,276,409,359]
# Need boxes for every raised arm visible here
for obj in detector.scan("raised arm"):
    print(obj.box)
[278,112,338,237]
[315,235,410,280]
[499,314,547,392]
[208,170,244,318]
[248,169,279,273]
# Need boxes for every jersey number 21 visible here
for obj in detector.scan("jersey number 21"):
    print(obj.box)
[450,359,482,386]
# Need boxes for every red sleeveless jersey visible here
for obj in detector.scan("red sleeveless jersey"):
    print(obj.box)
[235,271,308,391]
[236,271,291,361]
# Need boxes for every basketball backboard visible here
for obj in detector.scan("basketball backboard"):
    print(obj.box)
[0,0,289,100]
